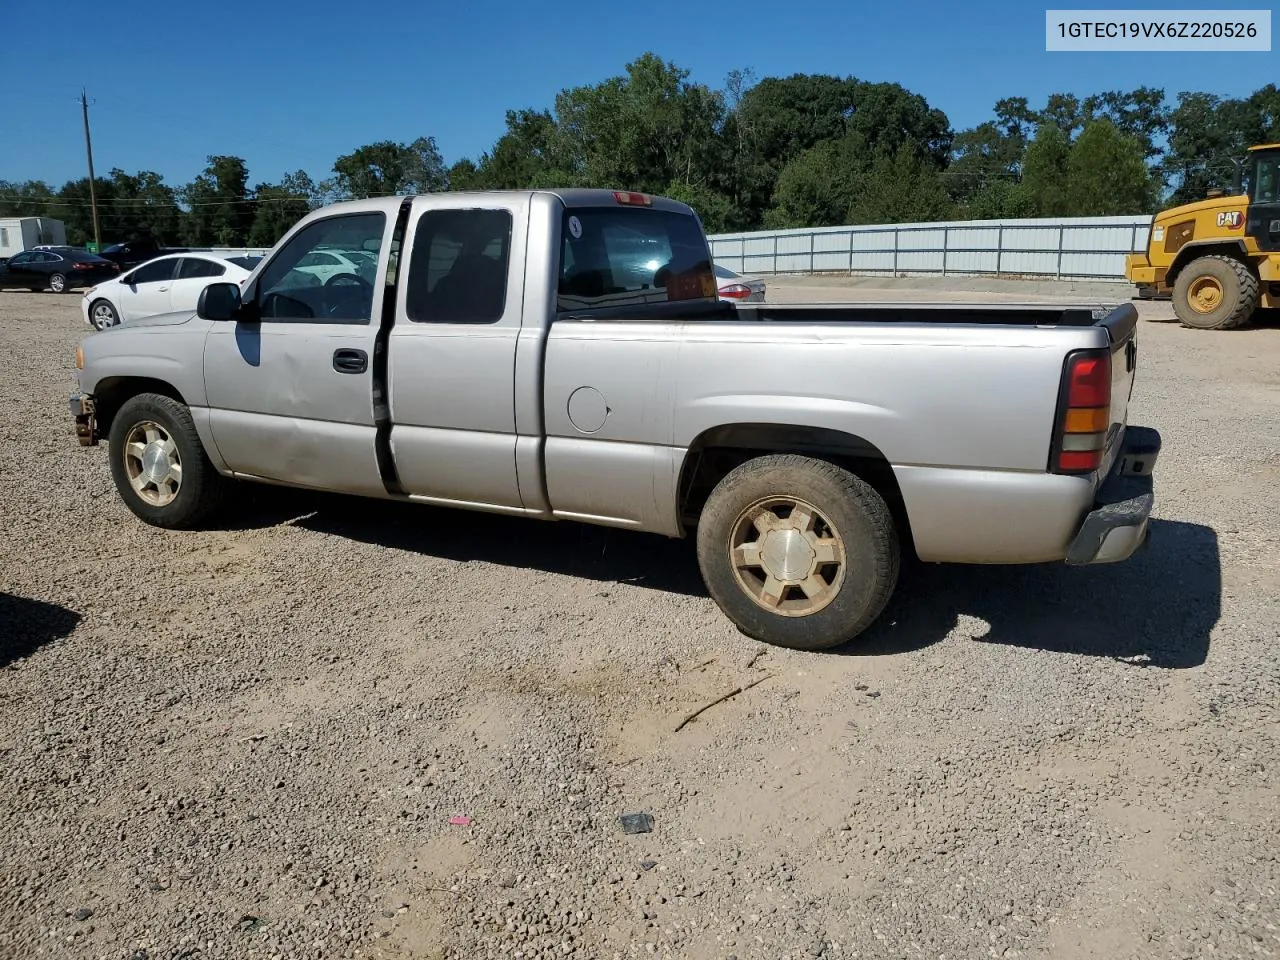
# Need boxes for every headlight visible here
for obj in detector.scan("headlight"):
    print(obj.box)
[75,345,84,370]
[83,286,96,296]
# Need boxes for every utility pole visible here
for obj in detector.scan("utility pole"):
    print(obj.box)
[80,89,101,252]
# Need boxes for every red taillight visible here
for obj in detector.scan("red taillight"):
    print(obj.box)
[72,261,95,271]
[1066,356,1109,407]
[719,284,751,299]
[613,191,652,206]
[1053,350,1111,474]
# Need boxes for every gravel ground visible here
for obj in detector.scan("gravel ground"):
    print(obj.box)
[1,283,1278,960]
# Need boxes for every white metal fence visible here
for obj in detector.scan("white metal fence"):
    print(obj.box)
[708,214,1152,283]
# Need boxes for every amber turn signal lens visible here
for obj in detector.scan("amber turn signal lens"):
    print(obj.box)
[1063,407,1109,433]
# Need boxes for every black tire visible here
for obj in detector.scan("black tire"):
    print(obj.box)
[1171,255,1259,330]
[695,454,900,651]
[88,299,119,330]
[107,393,230,529]
[48,272,69,294]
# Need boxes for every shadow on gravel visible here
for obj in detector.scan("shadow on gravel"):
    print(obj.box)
[851,519,1220,668]
[226,490,1219,667]
[229,486,708,597]
[0,593,82,667]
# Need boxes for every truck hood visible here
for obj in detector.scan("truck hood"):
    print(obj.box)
[1153,193,1248,225]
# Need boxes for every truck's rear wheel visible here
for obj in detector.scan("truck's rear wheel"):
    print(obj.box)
[696,454,899,651]
[1172,255,1259,330]
[108,393,229,529]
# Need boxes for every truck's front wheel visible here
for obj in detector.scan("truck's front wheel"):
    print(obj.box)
[108,393,229,529]
[696,454,899,651]
[1171,255,1259,330]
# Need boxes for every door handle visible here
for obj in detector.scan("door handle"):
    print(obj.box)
[158,286,169,292]
[332,348,368,374]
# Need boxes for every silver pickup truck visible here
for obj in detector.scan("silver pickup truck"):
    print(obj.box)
[70,188,1161,650]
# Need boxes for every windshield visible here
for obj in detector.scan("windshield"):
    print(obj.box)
[557,207,714,312]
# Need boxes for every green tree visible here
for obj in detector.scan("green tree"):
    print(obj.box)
[248,170,316,247]
[332,137,447,199]
[182,156,254,246]
[763,140,850,229]
[472,109,571,189]
[1039,93,1084,139]
[993,96,1036,143]
[662,179,735,233]
[550,53,726,194]
[961,179,1036,219]
[105,169,181,244]
[1162,85,1280,205]
[1065,119,1159,215]
[847,146,954,224]
[1015,123,1072,216]
[730,74,862,227]
[0,180,57,221]
[947,121,1024,209]
[446,159,482,191]
[53,177,117,246]
[1082,87,1170,161]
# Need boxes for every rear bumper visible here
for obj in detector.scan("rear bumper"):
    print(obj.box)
[1064,425,1160,565]
[70,393,98,446]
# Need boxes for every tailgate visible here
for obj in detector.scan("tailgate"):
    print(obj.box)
[1095,303,1139,475]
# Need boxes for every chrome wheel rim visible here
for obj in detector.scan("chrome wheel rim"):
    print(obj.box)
[728,496,846,617]
[92,303,115,329]
[50,274,65,292]
[123,420,182,506]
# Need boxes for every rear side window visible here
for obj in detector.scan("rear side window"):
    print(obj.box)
[178,258,226,279]
[557,207,714,312]
[405,209,512,324]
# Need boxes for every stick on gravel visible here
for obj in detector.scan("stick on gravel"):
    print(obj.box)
[674,673,776,732]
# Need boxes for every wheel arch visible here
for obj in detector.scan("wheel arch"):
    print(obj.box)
[93,377,189,438]
[88,297,118,325]
[676,422,915,557]
[1167,240,1252,285]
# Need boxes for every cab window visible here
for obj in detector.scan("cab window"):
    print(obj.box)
[557,207,714,312]
[254,212,386,323]
[1251,155,1278,204]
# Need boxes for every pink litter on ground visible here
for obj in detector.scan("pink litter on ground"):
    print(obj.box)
[449,816,472,826]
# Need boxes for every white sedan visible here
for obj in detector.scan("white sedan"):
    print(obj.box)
[81,253,257,330]
[714,263,767,302]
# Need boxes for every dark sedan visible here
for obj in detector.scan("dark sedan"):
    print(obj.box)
[0,248,120,293]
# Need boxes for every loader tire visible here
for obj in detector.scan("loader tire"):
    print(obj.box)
[1172,255,1259,330]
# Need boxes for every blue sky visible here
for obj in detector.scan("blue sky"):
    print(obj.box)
[1,0,1275,189]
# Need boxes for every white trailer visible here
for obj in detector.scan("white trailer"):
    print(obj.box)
[0,218,68,261]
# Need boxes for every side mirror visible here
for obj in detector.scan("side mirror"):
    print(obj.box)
[197,282,244,321]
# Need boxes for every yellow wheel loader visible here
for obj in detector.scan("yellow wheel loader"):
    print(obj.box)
[1125,143,1280,330]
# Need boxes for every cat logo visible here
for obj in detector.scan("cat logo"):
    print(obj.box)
[1216,210,1243,229]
